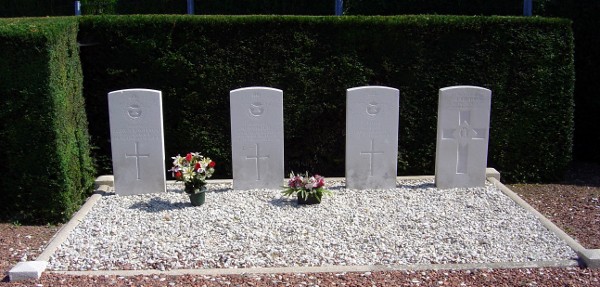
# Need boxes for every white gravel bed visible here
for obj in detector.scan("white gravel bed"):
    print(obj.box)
[47,179,577,271]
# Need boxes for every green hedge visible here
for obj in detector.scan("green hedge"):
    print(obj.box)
[0,17,95,224]
[78,15,574,183]
[79,0,118,15]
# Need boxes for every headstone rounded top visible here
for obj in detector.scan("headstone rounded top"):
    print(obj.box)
[439,86,491,97]
[347,86,399,93]
[108,88,161,95]
[230,86,283,94]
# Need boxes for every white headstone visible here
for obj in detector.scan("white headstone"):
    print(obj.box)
[435,86,492,189]
[108,89,166,195]
[346,86,399,189]
[230,87,284,190]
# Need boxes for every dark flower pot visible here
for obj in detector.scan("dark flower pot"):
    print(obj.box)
[297,194,321,205]
[185,184,207,206]
[189,192,206,206]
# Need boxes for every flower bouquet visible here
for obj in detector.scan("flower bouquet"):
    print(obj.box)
[169,152,215,206]
[282,171,332,205]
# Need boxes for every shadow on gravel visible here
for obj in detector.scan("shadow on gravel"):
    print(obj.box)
[129,197,188,212]
[268,198,327,208]
[398,182,436,189]
[209,187,232,193]
[269,197,302,208]
[268,198,293,207]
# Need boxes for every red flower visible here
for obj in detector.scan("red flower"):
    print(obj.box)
[209,161,216,168]
[195,162,201,170]
[185,153,193,162]
[175,171,182,179]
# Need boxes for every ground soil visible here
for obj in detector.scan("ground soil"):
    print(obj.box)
[1,162,599,286]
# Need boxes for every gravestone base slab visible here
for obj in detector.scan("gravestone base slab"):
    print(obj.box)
[8,261,47,281]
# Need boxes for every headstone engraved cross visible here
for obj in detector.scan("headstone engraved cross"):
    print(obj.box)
[245,143,269,181]
[361,139,384,177]
[230,87,284,190]
[346,86,399,189]
[108,89,166,195]
[125,141,150,180]
[435,86,492,189]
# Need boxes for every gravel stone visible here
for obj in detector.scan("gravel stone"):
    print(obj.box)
[46,179,576,271]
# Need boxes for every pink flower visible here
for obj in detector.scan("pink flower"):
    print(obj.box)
[314,175,325,188]
[169,166,179,176]
[288,176,302,188]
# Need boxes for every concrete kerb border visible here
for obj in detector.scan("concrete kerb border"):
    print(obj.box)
[9,169,593,281]
[51,260,578,277]
[8,178,111,281]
